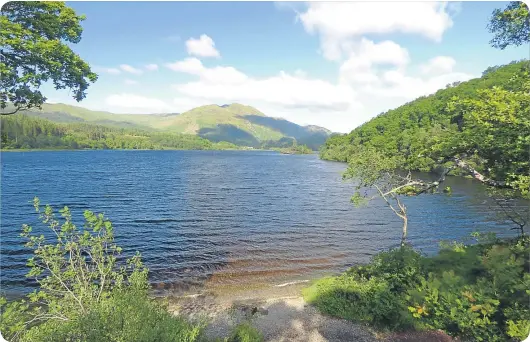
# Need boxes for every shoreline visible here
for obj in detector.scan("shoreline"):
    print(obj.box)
[165,280,380,342]
[0,148,276,153]
[0,148,318,154]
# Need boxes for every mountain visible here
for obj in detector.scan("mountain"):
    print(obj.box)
[14,103,332,149]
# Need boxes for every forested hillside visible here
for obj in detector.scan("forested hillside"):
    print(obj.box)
[6,103,331,150]
[320,60,530,196]
[0,115,239,150]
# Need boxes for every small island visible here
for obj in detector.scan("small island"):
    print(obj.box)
[275,143,313,155]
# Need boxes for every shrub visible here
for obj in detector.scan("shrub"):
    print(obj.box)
[226,321,263,342]
[347,245,424,292]
[303,274,414,331]
[304,235,530,341]
[17,290,203,342]
[406,272,502,341]
[0,198,203,342]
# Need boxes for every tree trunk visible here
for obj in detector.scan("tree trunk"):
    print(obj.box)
[401,216,408,247]
[453,156,506,187]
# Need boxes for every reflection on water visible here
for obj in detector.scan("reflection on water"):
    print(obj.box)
[1,150,526,297]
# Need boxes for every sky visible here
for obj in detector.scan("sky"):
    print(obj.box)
[43,1,529,133]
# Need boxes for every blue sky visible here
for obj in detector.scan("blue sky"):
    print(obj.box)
[44,1,528,133]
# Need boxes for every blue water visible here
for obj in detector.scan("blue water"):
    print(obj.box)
[0,150,522,297]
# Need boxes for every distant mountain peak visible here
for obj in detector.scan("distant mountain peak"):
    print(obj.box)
[304,125,332,134]
[15,101,332,149]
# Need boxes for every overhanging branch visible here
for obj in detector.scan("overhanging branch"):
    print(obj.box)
[0,106,29,115]
[453,155,506,187]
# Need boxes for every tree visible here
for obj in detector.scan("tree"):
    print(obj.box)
[344,73,530,245]
[488,1,530,49]
[332,9,530,245]
[0,2,97,115]
[20,198,148,320]
[445,80,530,197]
[344,148,453,247]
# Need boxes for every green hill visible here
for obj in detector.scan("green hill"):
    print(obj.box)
[319,59,530,193]
[12,103,331,149]
[321,60,528,163]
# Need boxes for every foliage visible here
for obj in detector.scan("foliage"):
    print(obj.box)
[0,297,30,340]
[12,102,331,149]
[0,199,203,342]
[14,291,203,342]
[302,275,414,331]
[320,60,530,199]
[225,322,264,342]
[1,102,332,149]
[319,133,355,162]
[0,2,97,114]
[488,1,530,50]
[0,114,244,150]
[342,146,452,245]
[274,142,313,154]
[304,234,530,341]
[445,80,530,196]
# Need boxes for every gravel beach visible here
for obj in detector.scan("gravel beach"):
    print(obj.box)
[166,281,456,342]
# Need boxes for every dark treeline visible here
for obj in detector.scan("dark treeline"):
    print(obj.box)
[0,115,241,151]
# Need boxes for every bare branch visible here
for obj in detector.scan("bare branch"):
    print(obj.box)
[453,155,506,187]
[375,184,402,218]
[0,106,29,115]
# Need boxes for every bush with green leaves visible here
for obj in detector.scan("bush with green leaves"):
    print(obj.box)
[303,275,415,331]
[304,234,530,341]
[406,272,503,341]
[225,322,264,342]
[0,198,203,342]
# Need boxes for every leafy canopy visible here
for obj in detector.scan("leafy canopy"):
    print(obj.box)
[0,2,97,115]
[488,1,530,49]
[321,60,530,199]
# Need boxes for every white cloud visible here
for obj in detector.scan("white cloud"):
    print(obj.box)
[374,69,473,98]
[334,46,475,129]
[167,58,359,113]
[105,93,171,112]
[298,2,454,60]
[145,64,159,71]
[166,58,248,84]
[339,38,410,84]
[124,79,139,86]
[166,58,207,75]
[94,67,121,75]
[294,69,307,78]
[172,97,213,112]
[160,47,476,133]
[336,39,472,99]
[185,34,221,58]
[119,64,143,74]
[67,2,475,133]
[420,56,457,75]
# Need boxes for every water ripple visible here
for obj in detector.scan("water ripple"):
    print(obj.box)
[1,150,524,296]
